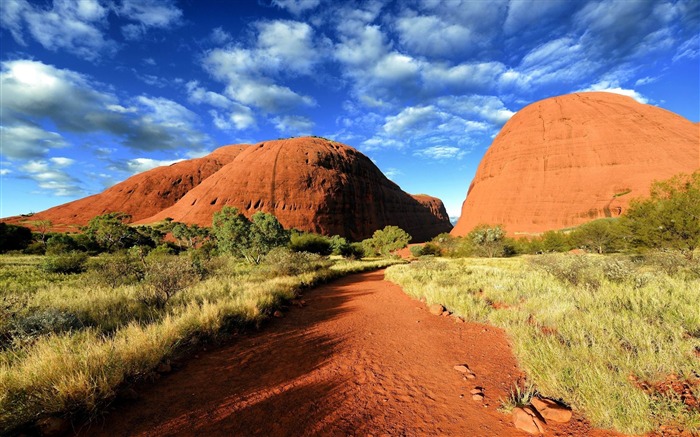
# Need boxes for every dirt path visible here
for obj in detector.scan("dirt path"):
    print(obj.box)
[77,270,622,436]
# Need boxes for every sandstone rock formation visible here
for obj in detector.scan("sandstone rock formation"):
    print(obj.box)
[140,137,452,241]
[5,145,249,231]
[452,92,700,236]
[5,137,451,241]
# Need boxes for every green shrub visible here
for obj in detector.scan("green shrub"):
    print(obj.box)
[41,252,88,274]
[341,243,366,259]
[138,254,198,309]
[12,309,84,340]
[290,232,333,255]
[87,252,144,288]
[0,223,33,253]
[263,247,329,276]
[409,245,423,257]
[529,254,600,289]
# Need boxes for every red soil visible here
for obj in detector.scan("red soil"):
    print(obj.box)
[452,92,700,237]
[76,270,623,437]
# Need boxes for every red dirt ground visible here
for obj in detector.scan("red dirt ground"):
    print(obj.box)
[75,270,624,436]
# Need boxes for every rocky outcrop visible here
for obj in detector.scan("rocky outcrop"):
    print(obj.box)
[140,137,452,241]
[5,145,249,231]
[452,92,700,236]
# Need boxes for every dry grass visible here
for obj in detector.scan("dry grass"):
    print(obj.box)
[0,254,403,432]
[385,254,700,435]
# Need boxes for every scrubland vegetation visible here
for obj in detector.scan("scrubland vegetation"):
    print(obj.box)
[387,254,700,433]
[388,172,700,434]
[0,207,409,433]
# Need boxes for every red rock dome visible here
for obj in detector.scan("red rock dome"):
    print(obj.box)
[140,137,452,241]
[4,145,249,232]
[452,92,700,236]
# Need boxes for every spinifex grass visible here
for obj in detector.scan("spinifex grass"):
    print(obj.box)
[385,254,700,434]
[0,254,404,432]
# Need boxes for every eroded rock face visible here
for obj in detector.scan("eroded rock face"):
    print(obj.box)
[452,92,700,236]
[140,137,452,241]
[4,145,249,231]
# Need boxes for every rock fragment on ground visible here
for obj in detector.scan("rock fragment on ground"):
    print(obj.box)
[531,397,572,423]
[429,304,445,315]
[512,406,545,435]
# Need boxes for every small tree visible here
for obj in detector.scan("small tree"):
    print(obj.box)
[33,220,52,248]
[84,212,135,252]
[571,219,624,254]
[211,207,289,263]
[468,224,507,258]
[624,172,700,257]
[365,226,411,256]
[172,223,208,249]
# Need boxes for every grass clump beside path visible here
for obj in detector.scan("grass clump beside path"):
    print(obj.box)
[0,253,404,433]
[385,254,700,435]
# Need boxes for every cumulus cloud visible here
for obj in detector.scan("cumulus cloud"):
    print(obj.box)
[1,0,115,61]
[0,0,183,59]
[580,82,649,104]
[0,59,210,155]
[0,125,68,159]
[203,20,320,114]
[272,0,321,15]
[435,95,515,125]
[414,145,467,160]
[20,157,83,196]
[272,115,314,134]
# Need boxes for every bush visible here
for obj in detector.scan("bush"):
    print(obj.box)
[138,254,198,309]
[363,226,411,256]
[46,234,80,255]
[41,252,88,274]
[263,247,329,276]
[529,254,600,289]
[290,232,333,255]
[0,223,33,253]
[341,243,366,259]
[12,309,84,340]
[87,252,145,288]
[410,243,442,257]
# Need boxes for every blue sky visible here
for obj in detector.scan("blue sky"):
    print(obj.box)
[1,0,698,220]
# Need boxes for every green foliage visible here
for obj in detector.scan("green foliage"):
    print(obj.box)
[468,224,508,257]
[40,252,88,274]
[263,247,329,276]
[329,235,350,255]
[540,230,571,253]
[45,233,80,255]
[84,212,136,252]
[0,223,33,253]
[410,243,442,257]
[363,225,411,256]
[290,232,332,255]
[624,172,700,256]
[138,254,198,309]
[87,252,145,288]
[342,242,366,259]
[570,219,626,254]
[171,222,209,249]
[212,207,289,263]
[386,254,700,433]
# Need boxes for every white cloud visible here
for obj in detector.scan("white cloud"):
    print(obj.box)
[383,106,441,135]
[203,20,320,114]
[126,157,184,174]
[272,0,321,15]
[504,0,570,34]
[210,27,231,45]
[0,124,68,159]
[395,14,473,57]
[580,83,649,104]
[435,95,514,125]
[20,158,82,196]
[118,0,182,40]
[1,59,210,153]
[673,34,700,62]
[1,0,116,61]
[272,115,314,134]
[0,169,10,176]
[361,137,405,151]
[414,145,466,160]
[383,167,403,180]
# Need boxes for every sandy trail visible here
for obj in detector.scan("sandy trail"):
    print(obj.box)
[77,270,621,436]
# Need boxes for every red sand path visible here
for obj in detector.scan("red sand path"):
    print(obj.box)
[77,270,623,436]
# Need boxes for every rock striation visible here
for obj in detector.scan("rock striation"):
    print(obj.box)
[452,92,700,236]
[140,137,452,241]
